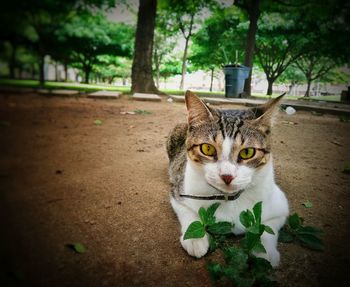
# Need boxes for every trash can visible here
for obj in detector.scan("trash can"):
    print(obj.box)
[223,65,251,98]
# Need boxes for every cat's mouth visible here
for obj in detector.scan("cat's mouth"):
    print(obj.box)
[207,182,243,195]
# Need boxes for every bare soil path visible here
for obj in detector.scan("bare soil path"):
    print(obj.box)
[0,93,349,287]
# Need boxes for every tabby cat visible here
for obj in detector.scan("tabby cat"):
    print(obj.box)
[166,91,289,267]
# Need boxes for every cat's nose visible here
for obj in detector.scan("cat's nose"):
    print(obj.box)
[220,174,234,185]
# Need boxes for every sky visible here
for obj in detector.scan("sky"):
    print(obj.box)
[107,0,138,24]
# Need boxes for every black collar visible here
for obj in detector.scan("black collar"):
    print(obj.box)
[178,189,243,201]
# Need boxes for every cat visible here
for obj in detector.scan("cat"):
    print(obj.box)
[166,90,289,267]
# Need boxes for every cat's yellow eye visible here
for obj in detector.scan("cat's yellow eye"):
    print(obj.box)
[200,144,216,156]
[239,148,256,160]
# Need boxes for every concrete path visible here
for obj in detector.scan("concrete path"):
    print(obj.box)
[132,93,161,102]
[37,89,79,97]
[87,91,121,99]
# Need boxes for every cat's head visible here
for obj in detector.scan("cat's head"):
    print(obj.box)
[185,90,284,194]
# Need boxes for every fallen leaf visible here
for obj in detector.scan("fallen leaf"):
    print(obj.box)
[343,165,350,174]
[302,201,313,208]
[120,111,136,115]
[66,243,86,254]
[330,140,342,146]
[134,109,152,115]
[94,119,103,125]
[282,120,297,125]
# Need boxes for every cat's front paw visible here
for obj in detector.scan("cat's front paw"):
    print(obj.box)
[255,248,280,268]
[180,235,209,258]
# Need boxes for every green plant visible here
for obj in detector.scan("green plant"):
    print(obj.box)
[184,202,277,286]
[278,213,324,251]
[133,109,152,115]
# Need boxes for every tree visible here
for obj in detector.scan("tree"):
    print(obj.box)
[131,0,159,94]
[159,59,182,88]
[190,7,246,91]
[234,0,261,96]
[58,13,133,83]
[290,0,350,96]
[153,12,178,88]
[0,0,117,84]
[276,64,305,95]
[160,0,213,90]
[255,12,304,95]
[94,55,132,84]
[234,0,312,96]
[295,55,335,97]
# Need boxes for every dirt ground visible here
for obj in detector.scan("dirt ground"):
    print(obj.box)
[0,93,349,287]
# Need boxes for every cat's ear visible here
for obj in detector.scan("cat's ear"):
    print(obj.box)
[251,93,285,127]
[185,90,217,125]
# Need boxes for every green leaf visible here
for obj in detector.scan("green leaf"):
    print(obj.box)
[249,256,273,276]
[343,165,350,174]
[252,241,266,254]
[302,201,313,208]
[67,243,86,254]
[257,276,278,287]
[208,234,218,252]
[288,213,301,230]
[206,203,220,224]
[241,232,261,252]
[298,226,323,235]
[184,221,205,240]
[253,201,262,223]
[134,109,152,115]
[240,210,255,228]
[207,222,233,235]
[246,224,261,235]
[298,233,324,251]
[207,262,222,282]
[222,265,240,281]
[278,228,294,243]
[234,276,255,287]
[223,246,249,269]
[198,207,207,224]
[94,119,103,125]
[263,225,275,235]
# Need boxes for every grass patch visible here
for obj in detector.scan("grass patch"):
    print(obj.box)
[0,79,341,102]
[0,79,130,93]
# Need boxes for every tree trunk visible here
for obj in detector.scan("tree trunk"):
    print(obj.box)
[131,0,159,94]
[304,79,312,97]
[288,82,295,95]
[243,0,260,97]
[154,47,160,88]
[267,79,273,96]
[39,54,45,86]
[9,43,17,79]
[180,36,190,90]
[64,62,68,81]
[209,68,214,92]
[83,65,91,84]
[55,62,59,81]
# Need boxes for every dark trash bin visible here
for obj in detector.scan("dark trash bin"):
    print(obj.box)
[223,65,251,98]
